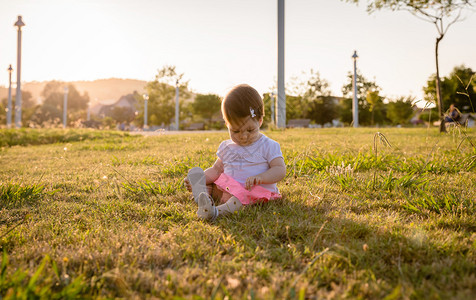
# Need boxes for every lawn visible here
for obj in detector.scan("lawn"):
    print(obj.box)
[0,127,475,299]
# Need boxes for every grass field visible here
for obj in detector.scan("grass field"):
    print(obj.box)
[0,127,475,299]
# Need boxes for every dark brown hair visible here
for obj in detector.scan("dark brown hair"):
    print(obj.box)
[221,84,264,125]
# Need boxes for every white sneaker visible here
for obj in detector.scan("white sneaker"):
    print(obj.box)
[197,192,218,220]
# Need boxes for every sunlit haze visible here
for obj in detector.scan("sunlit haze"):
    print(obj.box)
[1,0,475,101]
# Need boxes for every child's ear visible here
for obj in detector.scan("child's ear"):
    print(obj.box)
[259,117,263,127]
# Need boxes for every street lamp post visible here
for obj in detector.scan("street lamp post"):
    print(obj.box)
[63,86,69,128]
[352,50,359,128]
[143,93,149,129]
[277,0,286,128]
[175,80,179,131]
[7,65,13,128]
[14,16,25,129]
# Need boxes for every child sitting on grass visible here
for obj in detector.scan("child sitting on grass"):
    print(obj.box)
[184,84,286,220]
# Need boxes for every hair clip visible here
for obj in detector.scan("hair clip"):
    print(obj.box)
[250,107,256,118]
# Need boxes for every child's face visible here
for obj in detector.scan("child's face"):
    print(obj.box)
[227,117,263,146]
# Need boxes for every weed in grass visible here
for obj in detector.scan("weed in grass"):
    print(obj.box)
[372,132,392,189]
[370,171,430,192]
[0,214,30,241]
[0,251,87,298]
[403,189,475,216]
[122,179,182,200]
[324,162,355,190]
[0,182,49,209]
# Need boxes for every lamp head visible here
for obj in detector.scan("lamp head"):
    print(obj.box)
[352,50,358,60]
[8,65,13,73]
[14,16,25,28]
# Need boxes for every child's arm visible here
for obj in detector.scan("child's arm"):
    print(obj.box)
[245,157,286,190]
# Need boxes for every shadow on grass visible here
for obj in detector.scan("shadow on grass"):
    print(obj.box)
[205,194,476,299]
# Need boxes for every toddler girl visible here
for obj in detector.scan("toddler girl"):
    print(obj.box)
[184,84,286,220]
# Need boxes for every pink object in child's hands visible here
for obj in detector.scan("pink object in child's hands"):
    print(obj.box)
[214,173,281,205]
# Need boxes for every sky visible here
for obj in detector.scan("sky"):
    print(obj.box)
[0,0,475,102]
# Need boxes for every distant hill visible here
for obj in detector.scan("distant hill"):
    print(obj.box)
[0,78,147,104]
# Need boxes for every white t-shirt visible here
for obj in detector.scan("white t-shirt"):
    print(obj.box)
[216,134,283,193]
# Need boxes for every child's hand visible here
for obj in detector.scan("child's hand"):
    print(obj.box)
[183,177,192,192]
[245,175,262,190]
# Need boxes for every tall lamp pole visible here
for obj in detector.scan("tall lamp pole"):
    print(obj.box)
[143,93,148,129]
[277,0,286,128]
[7,65,13,128]
[14,16,25,129]
[175,80,179,131]
[63,86,69,128]
[352,50,359,128]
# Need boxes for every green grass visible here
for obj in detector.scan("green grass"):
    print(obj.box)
[0,127,475,299]
[0,128,133,147]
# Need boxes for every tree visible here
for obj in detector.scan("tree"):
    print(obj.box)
[42,81,89,111]
[307,96,338,127]
[302,70,337,126]
[387,96,415,125]
[1,91,35,127]
[341,71,381,125]
[144,66,191,127]
[281,69,338,126]
[191,94,221,125]
[344,0,475,132]
[303,69,332,99]
[423,65,476,113]
[111,106,136,124]
[338,98,354,125]
[286,95,308,121]
[366,89,385,126]
[31,103,62,126]
[36,81,89,126]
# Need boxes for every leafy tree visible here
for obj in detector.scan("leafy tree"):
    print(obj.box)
[423,65,476,113]
[303,69,332,99]
[297,70,336,126]
[31,103,62,126]
[111,106,136,124]
[285,95,308,121]
[338,98,354,125]
[341,71,380,125]
[191,94,221,125]
[144,66,191,127]
[42,81,89,111]
[307,96,338,127]
[37,81,89,126]
[268,75,309,122]
[344,0,475,132]
[1,91,35,127]
[418,108,439,124]
[281,69,338,126]
[387,96,415,125]
[366,89,386,126]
